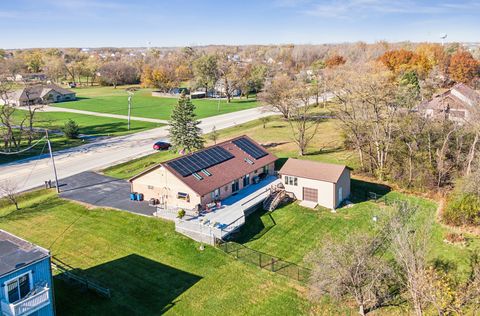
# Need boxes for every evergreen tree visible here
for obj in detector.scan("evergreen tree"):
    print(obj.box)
[62,119,80,139]
[169,93,204,152]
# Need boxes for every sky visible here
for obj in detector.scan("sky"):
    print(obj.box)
[1,0,479,49]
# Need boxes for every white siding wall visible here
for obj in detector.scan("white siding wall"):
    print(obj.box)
[282,174,336,209]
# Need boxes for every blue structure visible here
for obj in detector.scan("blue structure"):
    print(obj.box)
[0,230,54,316]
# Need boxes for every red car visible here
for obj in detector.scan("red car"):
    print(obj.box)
[153,141,171,151]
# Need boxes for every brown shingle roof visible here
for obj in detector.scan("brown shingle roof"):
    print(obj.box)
[10,84,75,101]
[278,158,349,183]
[130,136,277,196]
[418,83,480,112]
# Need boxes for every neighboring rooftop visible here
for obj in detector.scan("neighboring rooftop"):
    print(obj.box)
[419,83,480,112]
[0,229,50,277]
[278,158,349,183]
[130,135,277,196]
[9,83,76,102]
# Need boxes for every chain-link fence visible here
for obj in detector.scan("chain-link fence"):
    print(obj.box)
[218,241,311,282]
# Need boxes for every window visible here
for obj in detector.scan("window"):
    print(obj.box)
[243,174,250,187]
[177,192,189,201]
[6,273,31,304]
[284,176,298,186]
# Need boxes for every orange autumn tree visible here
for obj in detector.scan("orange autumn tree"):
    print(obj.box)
[378,49,416,75]
[448,51,480,84]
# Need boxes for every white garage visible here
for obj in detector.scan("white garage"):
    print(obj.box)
[279,158,351,209]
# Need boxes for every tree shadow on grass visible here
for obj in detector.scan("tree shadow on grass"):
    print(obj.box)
[350,179,391,203]
[54,254,202,315]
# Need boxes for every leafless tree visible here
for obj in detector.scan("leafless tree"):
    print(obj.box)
[308,232,396,316]
[389,203,431,316]
[0,180,20,210]
[258,74,296,119]
[288,83,320,156]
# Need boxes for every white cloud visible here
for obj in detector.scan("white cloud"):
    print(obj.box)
[297,0,480,19]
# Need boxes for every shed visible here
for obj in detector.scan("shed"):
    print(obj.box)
[278,158,351,209]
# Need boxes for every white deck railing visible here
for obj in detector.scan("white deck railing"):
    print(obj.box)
[1,286,50,316]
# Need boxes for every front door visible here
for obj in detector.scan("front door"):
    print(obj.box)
[243,174,250,187]
[338,187,343,204]
[231,179,239,193]
[303,187,318,202]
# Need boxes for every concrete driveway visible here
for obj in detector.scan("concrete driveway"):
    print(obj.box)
[58,172,155,216]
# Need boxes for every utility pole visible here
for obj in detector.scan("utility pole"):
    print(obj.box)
[45,130,60,193]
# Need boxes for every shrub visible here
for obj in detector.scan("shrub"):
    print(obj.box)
[177,209,185,219]
[62,119,80,139]
[443,193,480,226]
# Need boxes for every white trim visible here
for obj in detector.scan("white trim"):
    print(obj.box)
[3,271,33,304]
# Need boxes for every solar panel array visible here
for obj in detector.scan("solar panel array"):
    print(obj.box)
[232,138,268,159]
[167,146,234,177]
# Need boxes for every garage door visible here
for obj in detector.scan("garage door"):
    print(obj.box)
[303,187,318,202]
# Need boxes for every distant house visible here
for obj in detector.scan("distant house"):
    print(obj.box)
[8,84,76,106]
[0,230,54,316]
[279,159,351,209]
[11,73,47,83]
[418,83,480,123]
[130,136,277,211]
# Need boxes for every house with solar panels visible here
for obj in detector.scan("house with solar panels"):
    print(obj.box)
[130,135,278,212]
[0,230,55,316]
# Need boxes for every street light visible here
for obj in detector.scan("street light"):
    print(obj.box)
[125,87,137,130]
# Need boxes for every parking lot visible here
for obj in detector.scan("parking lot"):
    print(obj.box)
[58,172,155,216]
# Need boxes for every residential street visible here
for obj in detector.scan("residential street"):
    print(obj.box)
[0,107,276,193]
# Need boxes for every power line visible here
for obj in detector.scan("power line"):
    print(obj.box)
[0,136,46,155]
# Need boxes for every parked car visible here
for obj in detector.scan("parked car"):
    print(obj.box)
[153,141,171,150]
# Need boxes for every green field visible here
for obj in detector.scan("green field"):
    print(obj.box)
[53,86,260,120]
[1,110,163,165]
[0,190,312,315]
[16,110,163,137]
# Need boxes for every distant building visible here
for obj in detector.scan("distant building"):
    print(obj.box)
[10,73,47,83]
[0,230,54,316]
[418,83,480,123]
[8,84,76,106]
[278,159,351,209]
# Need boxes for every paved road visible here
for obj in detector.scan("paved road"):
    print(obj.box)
[0,107,275,194]
[38,106,170,124]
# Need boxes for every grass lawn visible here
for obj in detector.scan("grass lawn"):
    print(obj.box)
[1,110,163,165]
[0,190,313,315]
[102,150,178,179]
[53,85,260,120]
[17,110,163,137]
[234,185,480,278]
